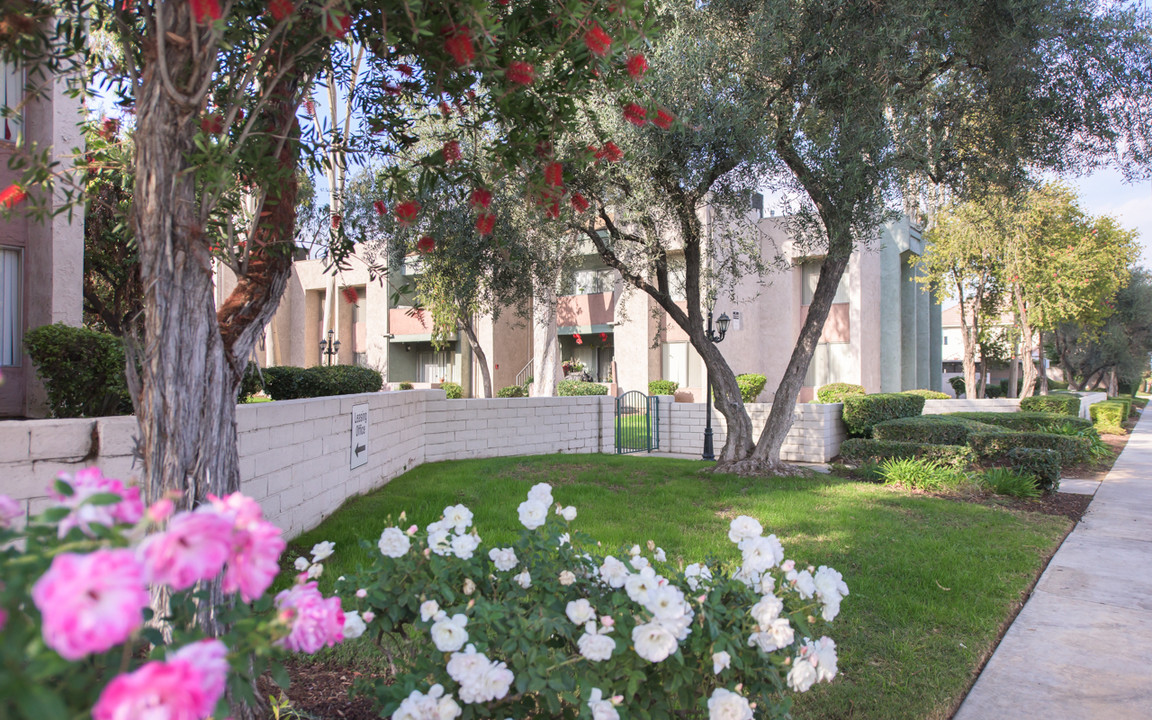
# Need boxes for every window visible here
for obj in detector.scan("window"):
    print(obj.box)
[1,61,23,141]
[1,248,20,366]
[803,342,853,387]
[419,351,455,383]
[662,342,704,388]
[801,260,849,305]
[349,288,365,323]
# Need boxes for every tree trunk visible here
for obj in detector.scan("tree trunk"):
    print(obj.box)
[458,315,492,398]
[1107,366,1118,396]
[532,277,561,396]
[956,277,980,399]
[1015,284,1037,398]
[1056,331,1080,390]
[1038,329,1050,395]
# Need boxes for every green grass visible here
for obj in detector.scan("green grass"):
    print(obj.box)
[614,412,653,450]
[285,454,1071,720]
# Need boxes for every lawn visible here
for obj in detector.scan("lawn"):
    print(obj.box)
[285,454,1072,720]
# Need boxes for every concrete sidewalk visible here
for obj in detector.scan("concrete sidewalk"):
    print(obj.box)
[953,410,1152,719]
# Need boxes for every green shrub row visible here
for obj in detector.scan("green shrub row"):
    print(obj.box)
[442,381,463,399]
[944,411,1093,434]
[902,389,950,400]
[1090,400,1128,434]
[648,380,679,396]
[398,382,414,390]
[872,415,1005,445]
[23,323,133,418]
[736,373,767,403]
[558,379,608,396]
[816,383,866,404]
[1020,394,1081,416]
[497,385,526,398]
[1007,448,1061,492]
[968,431,1090,466]
[263,365,383,400]
[841,393,925,437]
[838,438,974,468]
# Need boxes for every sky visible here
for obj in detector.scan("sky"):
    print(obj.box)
[1064,167,1152,266]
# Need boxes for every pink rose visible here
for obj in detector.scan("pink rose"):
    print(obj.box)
[210,493,286,602]
[274,581,344,653]
[52,467,143,537]
[0,494,21,528]
[93,658,209,720]
[139,510,234,591]
[171,639,229,716]
[31,549,149,660]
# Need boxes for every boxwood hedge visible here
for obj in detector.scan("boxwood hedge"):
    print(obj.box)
[838,438,973,468]
[558,379,608,396]
[871,415,1005,445]
[902,389,950,400]
[736,374,768,403]
[23,323,133,418]
[968,430,1090,466]
[1007,448,1061,492]
[1020,394,1081,416]
[648,380,679,396]
[1090,400,1128,434]
[944,411,1093,434]
[816,383,866,404]
[263,365,383,400]
[841,393,925,437]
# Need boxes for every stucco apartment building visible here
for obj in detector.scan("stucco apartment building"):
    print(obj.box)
[253,213,941,402]
[0,60,85,418]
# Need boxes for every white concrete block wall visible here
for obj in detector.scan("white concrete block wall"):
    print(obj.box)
[661,401,846,462]
[922,398,1021,414]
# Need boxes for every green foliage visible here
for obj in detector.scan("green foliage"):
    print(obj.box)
[902,389,950,400]
[948,377,967,396]
[23,323,133,417]
[872,416,1005,445]
[557,379,609,396]
[1006,448,1062,493]
[983,384,1005,399]
[842,393,926,437]
[398,382,414,390]
[497,385,526,398]
[968,431,1090,467]
[878,458,969,492]
[735,374,768,403]
[263,365,383,400]
[1041,421,1112,461]
[441,382,463,399]
[648,380,679,396]
[1090,400,1128,434]
[980,468,1041,499]
[839,439,974,469]
[238,361,264,402]
[816,383,866,404]
[1020,394,1081,416]
[945,412,1093,434]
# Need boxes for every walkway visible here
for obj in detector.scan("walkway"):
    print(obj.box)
[953,410,1152,719]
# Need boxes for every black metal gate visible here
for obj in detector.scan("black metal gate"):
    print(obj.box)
[615,391,660,454]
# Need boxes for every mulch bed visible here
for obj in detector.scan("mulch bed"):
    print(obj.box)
[257,659,384,720]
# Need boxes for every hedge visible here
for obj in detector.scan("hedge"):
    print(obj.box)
[1020,394,1081,416]
[558,379,608,396]
[497,385,526,398]
[968,431,1090,466]
[442,382,463,399]
[238,361,264,402]
[1007,448,1061,493]
[23,323,133,418]
[841,393,925,437]
[838,438,973,469]
[945,411,1093,434]
[263,365,383,400]
[948,376,966,396]
[902,389,950,400]
[648,380,679,396]
[398,382,414,390]
[871,415,1005,445]
[736,374,767,404]
[816,383,866,404]
[1090,401,1127,434]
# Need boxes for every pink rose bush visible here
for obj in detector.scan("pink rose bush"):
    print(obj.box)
[0,469,344,720]
[341,487,846,720]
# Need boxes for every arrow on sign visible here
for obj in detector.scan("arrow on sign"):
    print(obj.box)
[355,444,366,456]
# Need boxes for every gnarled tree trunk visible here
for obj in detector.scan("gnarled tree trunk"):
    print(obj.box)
[458,315,492,398]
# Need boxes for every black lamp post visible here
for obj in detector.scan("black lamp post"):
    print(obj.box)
[702,310,731,461]
[319,328,341,366]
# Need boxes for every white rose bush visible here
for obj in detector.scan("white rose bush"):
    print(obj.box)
[340,483,848,720]
[0,468,347,720]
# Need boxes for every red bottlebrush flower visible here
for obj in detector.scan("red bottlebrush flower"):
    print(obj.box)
[470,188,493,209]
[395,201,421,226]
[506,61,535,86]
[417,236,436,254]
[652,108,675,129]
[535,140,553,158]
[570,193,590,213]
[442,140,461,165]
[626,54,647,79]
[574,333,583,345]
[397,64,414,77]
[544,162,564,187]
[546,201,561,219]
[100,117,119,140]
[325,10,352,38]
[200,114,224,134]
[623,103,647,126]
[0,184,27,209]
[373,200,387,216]
[268,0,293,21]
[384,83,402,96]
[476,213,495,235]
[599,332,607,342]
[189,0,222,22]
[331,213,342,229]
[584,24,612,57]
[594,141,624,162]
[303,99,315,116]
[342,286,359,304]
[443,25,476,66]
[438,101,452,117]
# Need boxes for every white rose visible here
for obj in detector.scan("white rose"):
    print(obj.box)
[821,596,842,622]
[428,527,452,556]
[625,567,658,602]
[343,611,367,640]
[654,547,666,562]
[809,636,838,683]
[644,584,687,622]
[712,650,731,674]
[462,578,476,595]
[748,617,794,652]
[527,482,553,506]
[728,516,763,544]
[437,695,462,720]
[707,688,753,720]
[558,532,570,546]
[685,563,713,591]
[430,614,469,652]
[630,555,650,570]
[787,657,818,692]
[478,660,514,701]
[420,600,440,622]
[307,563,323,579]
[310,540,335,562]
[587,689,620,720]
[814,565,849,604]
[488,547,518,572]
[788,569,816,599]
[659,611,694,641]
[559,570,576,586]
[750,594,784,628]
[378,527,412,558]
[517,499,548,530]
[599,556,630,588]
[740,535,783,573]
[759,573,776,595]
[451,533,479,560]
[442,504,473,532]
[578,631,616,662]
[446,645,486,687]
[513,570,532,589]
[566,598,597,625]
[632,621,678,663]
[294,556,310,571]
[558,505,577,521]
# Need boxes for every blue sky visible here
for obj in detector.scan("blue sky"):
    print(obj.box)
[1065,168,1151,266]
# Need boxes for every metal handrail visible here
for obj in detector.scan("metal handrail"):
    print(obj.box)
[514,358,533,388]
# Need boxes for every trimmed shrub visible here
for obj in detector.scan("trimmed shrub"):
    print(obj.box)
[980,467,1041,499]
[264,365,383,400]
[497,385,526,398]
[442,381,463,399]
[945,411,1093,434]
[398,382,414,390]
[948,376,966,396]
[23,323,133,417]
[648,380,679,396]
[872,415,1005,445]
[901,389,950,400]
[984,384,1005,398]
[838,438,973,469]
[736,373,768,403]
[968,431,1090,466]
[1090,400,1128,434]
[558,379,609,396]
[841,393,925,437]
[1007,447,1061,492]
[1020,394,1081,416]
[816,383,866,404]
[238,361,264,402]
